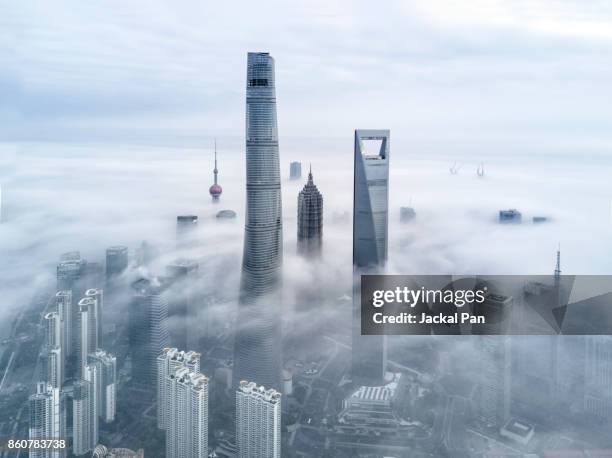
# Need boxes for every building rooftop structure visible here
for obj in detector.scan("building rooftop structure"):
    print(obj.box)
[500,418,535,445]
[238,380,281,404]
[499,209,522,223]
[216,209,237,219]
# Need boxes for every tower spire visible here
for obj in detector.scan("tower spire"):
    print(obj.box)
[554,243,561,281]
[214,139,218,185]
[209,139,222,201]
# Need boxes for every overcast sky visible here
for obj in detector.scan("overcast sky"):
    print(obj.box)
[2,0,612,152]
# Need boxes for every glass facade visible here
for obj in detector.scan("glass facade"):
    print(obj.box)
[234,52,283,391]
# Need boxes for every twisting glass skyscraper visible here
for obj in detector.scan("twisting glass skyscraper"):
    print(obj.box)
[234,52,283,391]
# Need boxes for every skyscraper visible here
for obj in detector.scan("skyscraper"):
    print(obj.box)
[166,367,209,458]
[209,140,223,201]
[105,246,128,281]
[88,350,117,423]
[289,161,302,180]
[297,166,323,256]
[157,347,201,430]
[43,311,64,388]
[55,291,72,358]
[352,129,390,386]
[236,381,281,458]
[29,382,66,458]
[73,364,98,456]
[129,278,170,388]
[39,346,63,390]
[234,52,283,391]
[85,289,104,347]
[77,297,99,376]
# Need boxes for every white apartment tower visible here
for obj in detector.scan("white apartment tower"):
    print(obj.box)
[56,291,72,357]
[73,365,98,456]
[77,297,99,375]
[29,382,66,458]
[156,347,200,430]
[88,350,117,423]
[236,380,281,458]
[166,367,209,458]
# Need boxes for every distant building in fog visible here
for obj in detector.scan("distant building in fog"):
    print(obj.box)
[105,246,128,280]
[165,259,200,350]
[129,278,170,389]
[216,209,237,220]
[135,241,158,268]
[176,215,198,248]
[289,161,302,180]
[499,209,522,224]
[297,166,323,256]
[236,381,281,458]
[400,207,416,223]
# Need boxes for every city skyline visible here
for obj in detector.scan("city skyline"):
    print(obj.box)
[1,6,612,454]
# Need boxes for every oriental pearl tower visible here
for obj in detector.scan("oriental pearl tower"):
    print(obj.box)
[209,140,222,202]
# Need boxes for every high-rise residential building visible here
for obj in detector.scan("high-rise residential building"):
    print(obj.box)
[236,381,281,458]
[209,140,223,202]
[57,253,86,358]
[73,365,98,456]
[55,290,72,355]
[129,278,170,388]
[77,297,99,376]
[85,288,104,348]
[584,335,612,419]
[176,215,199,248]
[43,311,64,387]
[39,346,63,390]
[166,367,209,458]
[157,347,200,430]
[88,351,117,423]
[352,129,390,386]
[55,291,72,357]
[289,161,302,180]
[105,246,128,280]
[29,382,66,458]
[297,166,323,256]
[57,253,103,372]
[234,52,283,391]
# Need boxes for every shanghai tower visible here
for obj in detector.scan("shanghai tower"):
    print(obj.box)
[233,52,283,390]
